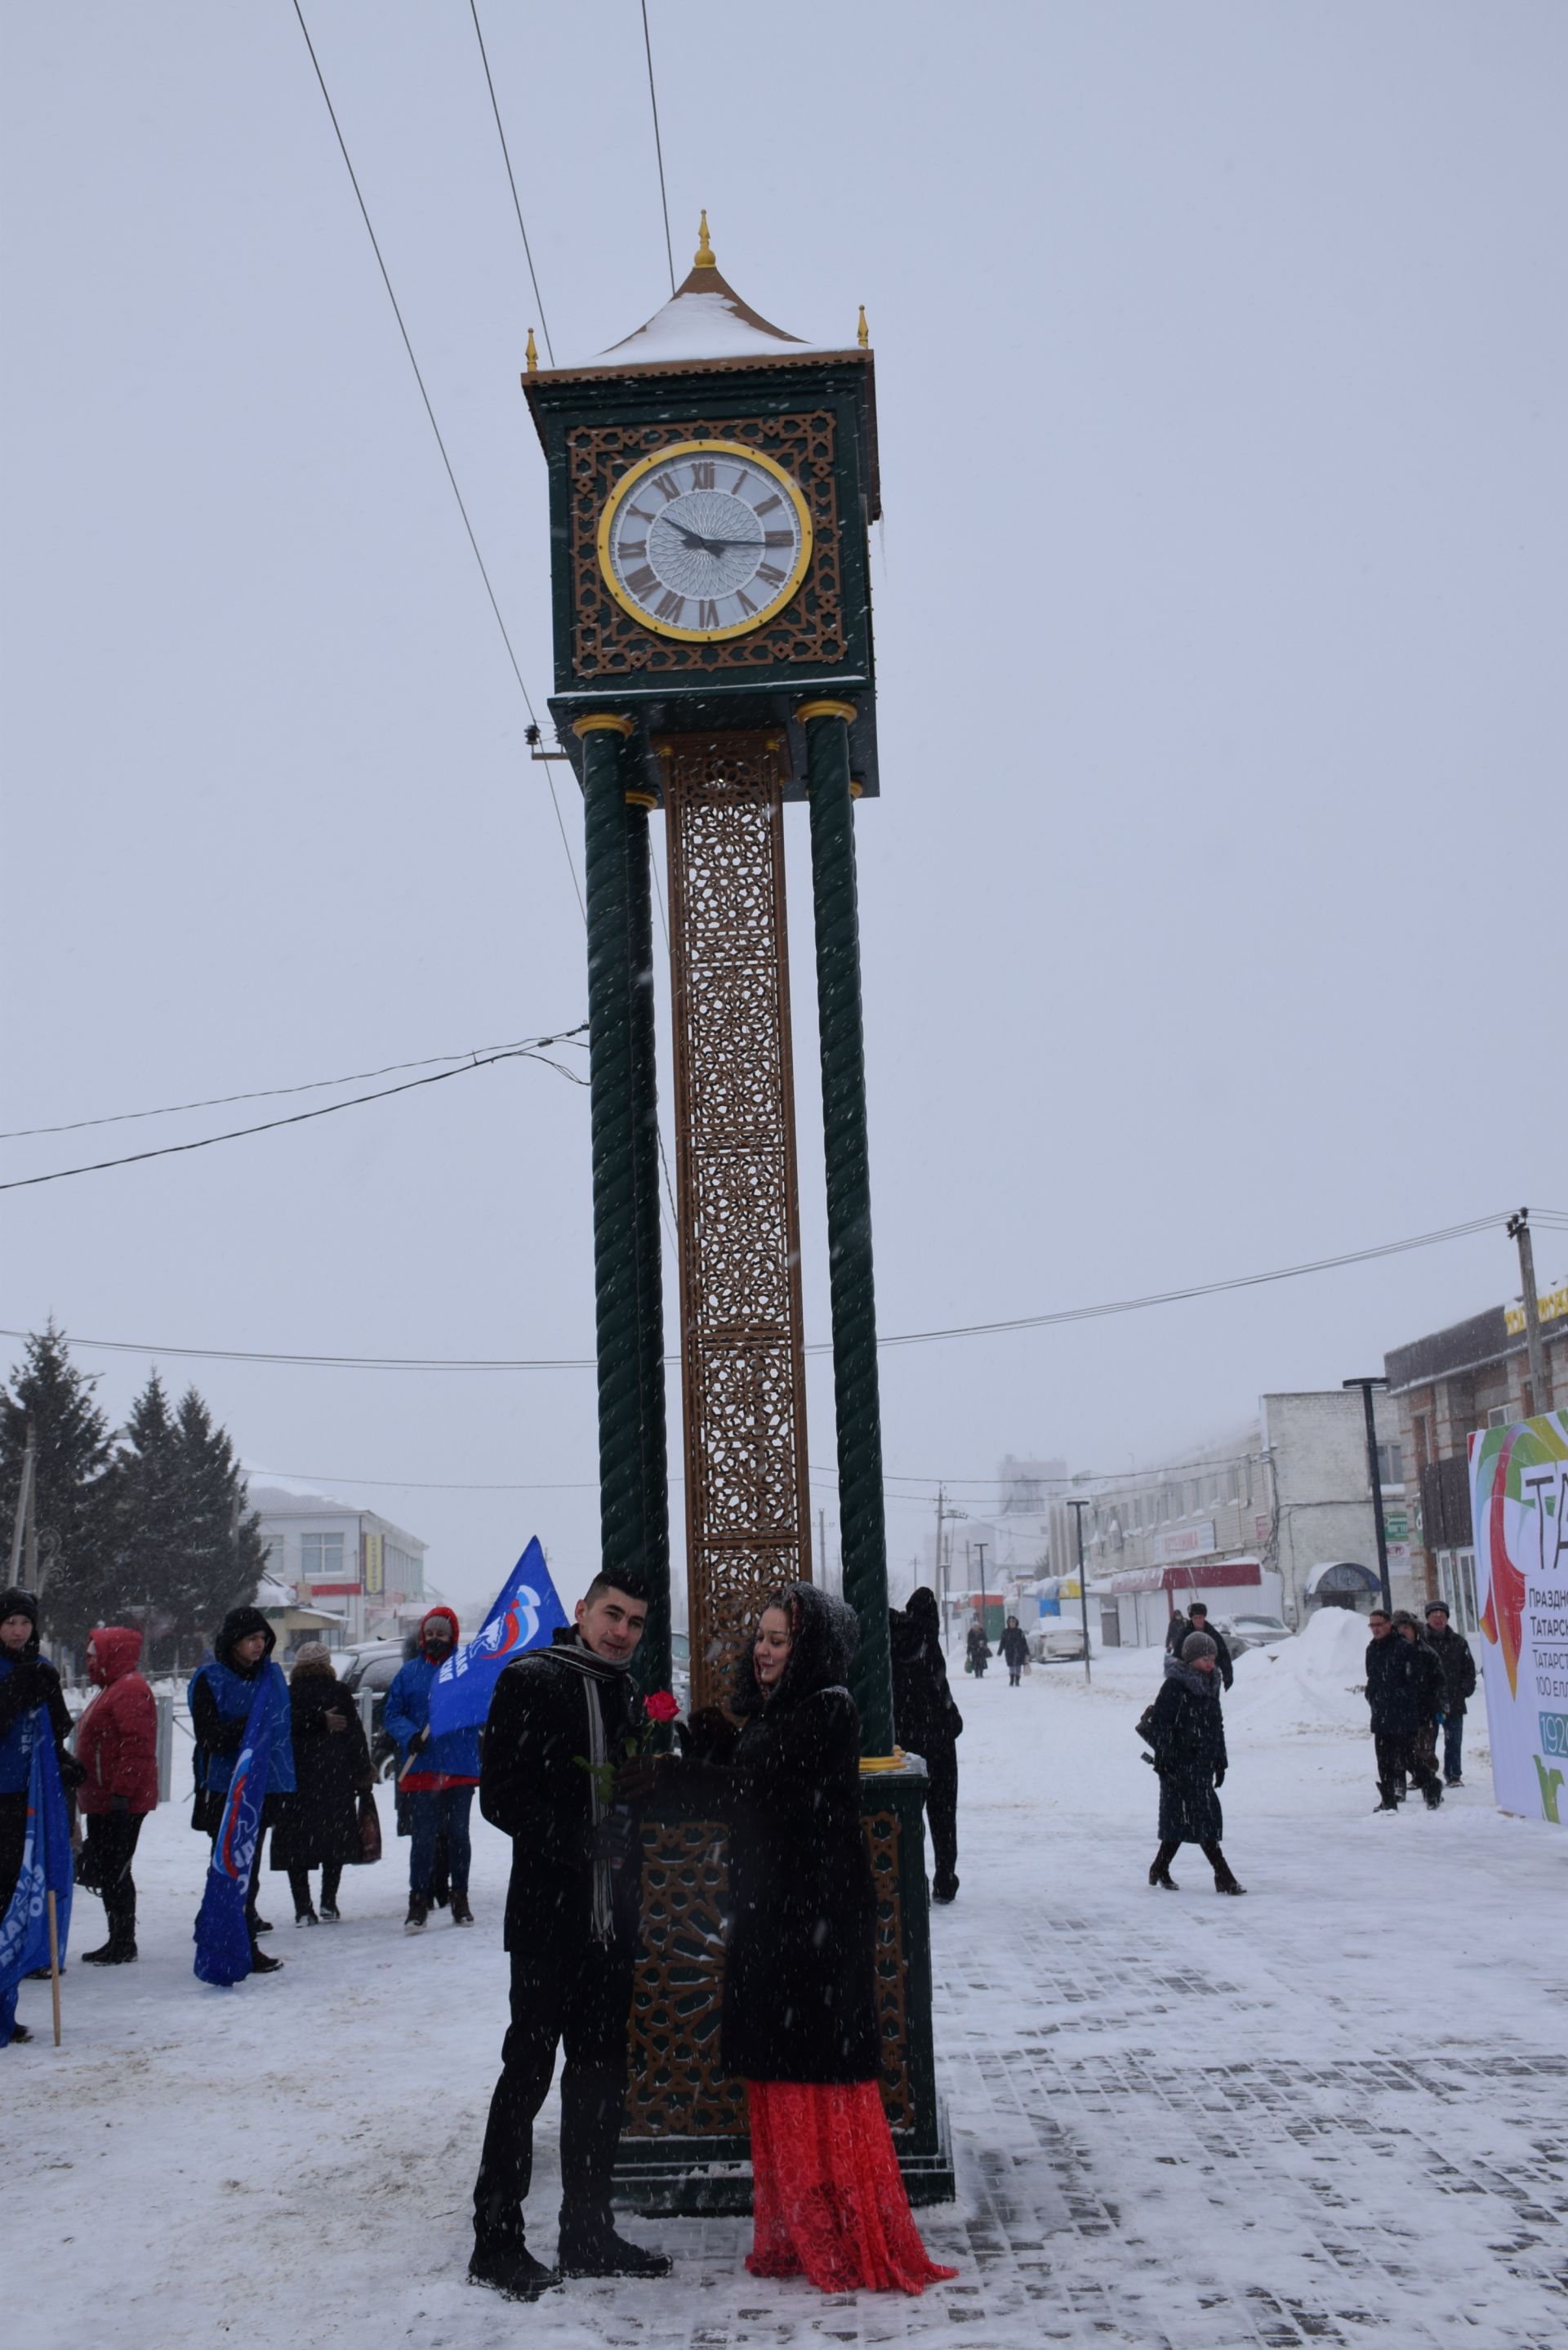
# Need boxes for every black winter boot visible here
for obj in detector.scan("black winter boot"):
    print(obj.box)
[1202,1840,1246,1894]
[1422,1779,1444,1810]
[404,1893,431,1934]
[449,1889,474,1926]
[557,2207,671,2278]
[1149,1842,1180,1890]
[248,1944,284,1973]
[81,1938,137,1965]
[1374,1781,1399,1811]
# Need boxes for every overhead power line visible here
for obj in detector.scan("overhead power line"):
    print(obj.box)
[639,1,677,295]
[0,1028,586,1143]
[5,1206,1548,1365]
[0,1045,582,1194]
[288,1,584,921]
[467,1,554,364]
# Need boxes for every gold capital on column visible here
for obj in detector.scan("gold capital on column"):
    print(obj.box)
[573,713,636,738]
[795,698,858,726]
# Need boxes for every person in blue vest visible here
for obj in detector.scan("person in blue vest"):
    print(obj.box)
[2,1588,85,2038]
[384,1605,480,1933]
[189,1606,295,1975]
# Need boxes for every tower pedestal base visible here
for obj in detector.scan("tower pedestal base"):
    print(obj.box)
[611,1757,954,2217]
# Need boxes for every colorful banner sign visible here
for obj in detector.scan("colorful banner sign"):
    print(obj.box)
[1469,1411,1568,1825]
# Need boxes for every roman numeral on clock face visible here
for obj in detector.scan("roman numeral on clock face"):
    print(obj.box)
[624,564,659,597]
[755,563,786,587]
[652,474,682,503]
[655,588,686,622]
[697,600,719,631]
[763,531,792,549]
[620,539,648,563]
[689,461,715,490]
[754,493,782,516]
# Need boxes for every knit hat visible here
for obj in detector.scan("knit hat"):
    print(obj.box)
[291,1641,335,1676]
[1,1586,39,1630]
[1181,1630,1218,1662]
[1423,1600,1450,1618]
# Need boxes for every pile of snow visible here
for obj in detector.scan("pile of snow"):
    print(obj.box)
[1225,1605,1370,1738]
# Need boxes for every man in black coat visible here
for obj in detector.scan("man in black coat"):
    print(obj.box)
[1364,1609,1443,1811]
[468,1572,670,2299]
[1422,1600,1478,1786]
[889,1587,964,1903]
[1167,1603,1233,1689]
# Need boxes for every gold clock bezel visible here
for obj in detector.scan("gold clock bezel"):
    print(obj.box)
[595,439,813,643]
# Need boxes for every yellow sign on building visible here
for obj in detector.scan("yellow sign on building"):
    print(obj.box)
[1505,1286,1568,1337]
[363,1531,384,1595]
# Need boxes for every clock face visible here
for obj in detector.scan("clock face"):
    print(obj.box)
[597,439,813,642]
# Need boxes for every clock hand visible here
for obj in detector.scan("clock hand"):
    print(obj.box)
[670,527,764,555]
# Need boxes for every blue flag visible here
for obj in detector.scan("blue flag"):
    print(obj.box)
[426,1538,568,1740]
[0,1718,73,2048]
[193,1668,277,1987]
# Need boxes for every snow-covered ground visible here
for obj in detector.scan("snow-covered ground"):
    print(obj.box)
[12,1620,1566,2348]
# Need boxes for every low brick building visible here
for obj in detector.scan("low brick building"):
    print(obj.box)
[1383,1287,1566,1630]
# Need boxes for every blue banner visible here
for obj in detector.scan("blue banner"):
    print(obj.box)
[0,1720,73,2047]
[426,1538,568,1740]
[193,1669,277,1987]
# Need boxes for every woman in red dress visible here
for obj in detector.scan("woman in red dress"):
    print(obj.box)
[672,1583,956,2295]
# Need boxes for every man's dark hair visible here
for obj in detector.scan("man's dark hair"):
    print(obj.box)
[1368,1608,1391,1623]
[1188,1602,1208,1620]
[582,1569,653,1610]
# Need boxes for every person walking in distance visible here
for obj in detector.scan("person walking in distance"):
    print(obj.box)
[189,1608,296,1974]
[665,1585,958,2295]
[964,1619,991,1678]
[1147,1632,1245,1894]
[468,1573,670,2298]
[999,1615,1031,1688]
[385,1607,479,1932]
[1180,1603,1233,1691]
[889,1587,964,1903]
[74,1625,158,1964]
[1421,1600,1477,1786]
[1364,1608,1443,1812]
[270,1643,376,1924]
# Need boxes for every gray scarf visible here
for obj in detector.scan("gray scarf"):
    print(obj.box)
[550,1633,633,1944]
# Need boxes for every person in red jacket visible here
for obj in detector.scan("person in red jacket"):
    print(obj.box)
[75,1625,158,1964]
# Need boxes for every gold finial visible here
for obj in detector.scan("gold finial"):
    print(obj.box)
[694,209,715,270]
[525,328,538,373]
[857,305,869,350]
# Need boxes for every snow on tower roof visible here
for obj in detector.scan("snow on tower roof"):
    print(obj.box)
[601,212,820,363]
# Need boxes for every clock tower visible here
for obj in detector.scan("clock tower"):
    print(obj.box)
[522,221,949,2209]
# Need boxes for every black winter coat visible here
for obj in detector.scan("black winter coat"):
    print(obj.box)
[1365,1633,1426,1736]
[675,1585,880,2085]
[1405,1636,1445,1726]
[480,1628,639,1951]
[1000,1625,1031,1669]
[270,1671,373,1870]
[889,1608,963,1757]
[1150,1657,1227,1845]
[1423,1624,1477,1716]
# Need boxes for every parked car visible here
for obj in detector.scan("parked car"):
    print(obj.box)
[1218,1613,1294,1655]
[336,1641,409,1775]
[1031,1624,1089,1662]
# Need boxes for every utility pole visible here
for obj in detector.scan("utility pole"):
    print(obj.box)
[1508,1207,1551,1412]
[7,1416,36,1586]
[1067,1498,1092,1685]
[1343,1377,1392,1615]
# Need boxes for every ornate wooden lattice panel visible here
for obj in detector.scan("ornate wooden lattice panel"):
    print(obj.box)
[622,1812,915,2141]
[664,733,812,1711]
[568,412,844,678]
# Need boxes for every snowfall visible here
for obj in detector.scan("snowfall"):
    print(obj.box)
[11,1611,1566,2350]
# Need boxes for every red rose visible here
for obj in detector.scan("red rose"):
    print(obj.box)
[643,1689,680,1723]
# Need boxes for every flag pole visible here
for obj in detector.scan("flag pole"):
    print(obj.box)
[46,1890,61,2046]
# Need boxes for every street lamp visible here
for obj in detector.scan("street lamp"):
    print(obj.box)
[1343,1376,1392,1615]
[1067,1498,1092,1686]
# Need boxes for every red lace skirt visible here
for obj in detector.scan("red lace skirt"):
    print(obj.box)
[746,2079,959,2295]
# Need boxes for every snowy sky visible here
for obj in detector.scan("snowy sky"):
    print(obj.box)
[4,3,1565,1621]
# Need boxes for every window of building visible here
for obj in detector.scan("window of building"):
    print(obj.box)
[1377,1442,1403,1487]
[300,1532,345,1583]
[1436,1549,1479,1636]
[1487,1406,1509,1429]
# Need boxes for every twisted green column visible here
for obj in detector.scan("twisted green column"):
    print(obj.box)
[800,699,894,1756]
[577,716,670,1691]
[625,787,672,1697]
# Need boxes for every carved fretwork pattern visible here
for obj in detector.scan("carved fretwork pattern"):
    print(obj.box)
[623,1822,746,2139]
[665,735,812,1713]
[863,1808,914,2131]
[622,1814,915,2141]
[568,412,845,678]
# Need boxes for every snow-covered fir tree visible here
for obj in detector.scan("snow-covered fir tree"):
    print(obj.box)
[0,1322,118,1648]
